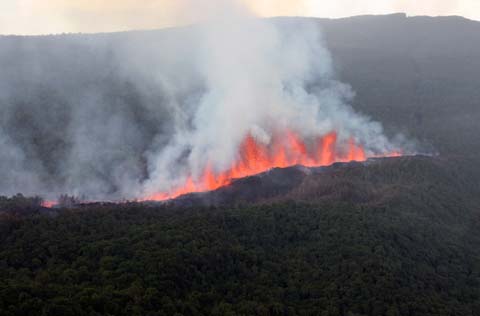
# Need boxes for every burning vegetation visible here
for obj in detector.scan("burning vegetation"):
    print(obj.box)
[147,130,401,201]
[0,1,409,203]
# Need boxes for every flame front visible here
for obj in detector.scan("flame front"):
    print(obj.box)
[147,130,400,201]
[42,200,57,208]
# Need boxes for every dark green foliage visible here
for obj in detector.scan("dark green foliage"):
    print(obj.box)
[1,157,479,315]
[0,194,43,217]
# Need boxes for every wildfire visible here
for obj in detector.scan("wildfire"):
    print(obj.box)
[42,200,57,208]
[147,130,401,201]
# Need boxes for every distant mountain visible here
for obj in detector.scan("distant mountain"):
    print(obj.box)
[313,13,480,156]
[1,14,480,197]
[2,13,479,158]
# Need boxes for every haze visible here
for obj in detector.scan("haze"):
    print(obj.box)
[1,0,479,35]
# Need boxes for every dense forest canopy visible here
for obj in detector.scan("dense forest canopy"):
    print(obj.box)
[1,155,480,315]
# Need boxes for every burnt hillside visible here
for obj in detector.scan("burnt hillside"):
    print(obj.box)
[170,155,480,208]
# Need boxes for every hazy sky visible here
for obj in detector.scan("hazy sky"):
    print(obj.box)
[1,0,479,35]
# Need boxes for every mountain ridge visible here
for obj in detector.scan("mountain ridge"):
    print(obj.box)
[2,12,480,38]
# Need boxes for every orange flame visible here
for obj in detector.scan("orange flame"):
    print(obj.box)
[42,200,57,208]
[147,130,400,201]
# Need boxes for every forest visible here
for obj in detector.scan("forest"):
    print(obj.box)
[1,156,479,316]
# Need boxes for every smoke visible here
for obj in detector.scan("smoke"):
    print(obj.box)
[142,0,400,196]
[0,0,405,200]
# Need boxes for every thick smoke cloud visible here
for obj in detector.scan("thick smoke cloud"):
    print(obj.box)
[142,1,401,196]
[0,0,405,200]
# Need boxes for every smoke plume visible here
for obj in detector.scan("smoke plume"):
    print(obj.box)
[0,0,405,201]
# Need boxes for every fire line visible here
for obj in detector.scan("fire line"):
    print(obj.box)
[147,130,401,201]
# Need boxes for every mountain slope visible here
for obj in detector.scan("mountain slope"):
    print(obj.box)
[171,155,480,208]
[1,14,480,197]
[1,14,480,315]
[1,155,480,315]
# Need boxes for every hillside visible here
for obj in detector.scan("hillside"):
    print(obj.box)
[2,13,480,158]
[170,155,480,207]
[317,13,480,156]
[1,155,480,315]
[1,14,480,197]
[1,14,480,316]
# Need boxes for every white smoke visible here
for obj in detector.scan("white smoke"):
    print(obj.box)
[0,0,405,201]
[142,0,399,195]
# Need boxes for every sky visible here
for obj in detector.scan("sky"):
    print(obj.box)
[1,0,479,35]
